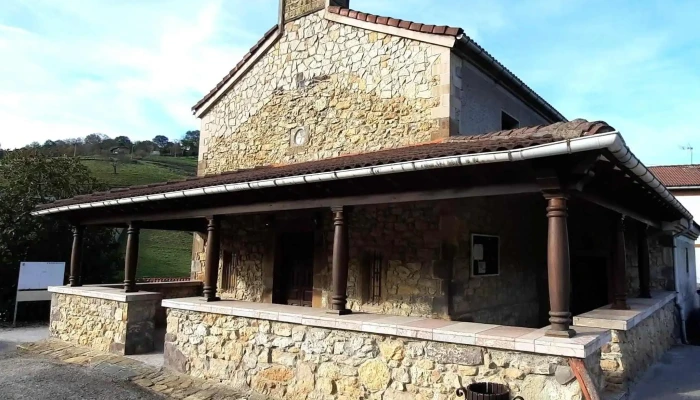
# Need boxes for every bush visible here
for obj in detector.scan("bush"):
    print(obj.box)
[0,151,123,322]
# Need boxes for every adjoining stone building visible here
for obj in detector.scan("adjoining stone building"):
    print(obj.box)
[36,1,699,399]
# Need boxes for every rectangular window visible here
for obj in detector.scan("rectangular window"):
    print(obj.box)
[370,252,383,303]
[471,234,500,277]
[361,251,383,303]
[501,111,519,130]
[220,251,237,292]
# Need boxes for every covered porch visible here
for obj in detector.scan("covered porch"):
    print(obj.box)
[37,122,696,397]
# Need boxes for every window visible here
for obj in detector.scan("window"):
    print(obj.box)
[220,251,237,292]
[501,111,519,130]
[471,234,500,277]
[370,252,383,303]
[361,251,383,303]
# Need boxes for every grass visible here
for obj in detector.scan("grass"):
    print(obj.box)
[81,159,187,188]
[80,157,196,279]
[136,230,193,278]
[144,155,198,168]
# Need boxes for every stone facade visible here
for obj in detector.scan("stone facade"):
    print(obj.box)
[599,301,679,391]
[49,293,158,355]
[165,309,597,400]
[101,282,203,328]
[199,12,449,175]
[195,195,547,325]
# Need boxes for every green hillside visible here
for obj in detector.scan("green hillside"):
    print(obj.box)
[83,156,198,278]
[81,156,196,187]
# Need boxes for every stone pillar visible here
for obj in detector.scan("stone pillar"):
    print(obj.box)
[124,222,140,293]
[203,216,221,302]
[612,216,630,310]
[330,206,351,315]
[69,225,84,287]
[637,224,652,298]
[545,195,575,338]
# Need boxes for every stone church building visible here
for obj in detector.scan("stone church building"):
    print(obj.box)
[37,1,699,399]
[190,0,566,324]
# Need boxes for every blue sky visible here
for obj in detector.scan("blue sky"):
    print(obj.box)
[0,0,698,165]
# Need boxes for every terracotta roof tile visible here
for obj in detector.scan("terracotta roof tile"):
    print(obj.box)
[191,24,279,112]
[649,165,700,187]
[327,6,464,38]
[37,119,612,211]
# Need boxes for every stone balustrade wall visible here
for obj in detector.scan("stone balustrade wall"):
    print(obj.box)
[164,309,599,400]
[49,292,158,355]
[599,301,679,391]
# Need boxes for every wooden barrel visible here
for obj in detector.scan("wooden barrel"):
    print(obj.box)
[456,382,523,400]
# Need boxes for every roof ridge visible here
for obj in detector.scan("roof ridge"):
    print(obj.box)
[649,164,700,169]
[326,6,463,37]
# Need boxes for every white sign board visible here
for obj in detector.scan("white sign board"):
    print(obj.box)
[14,262,66,326]
[18,262,65,290]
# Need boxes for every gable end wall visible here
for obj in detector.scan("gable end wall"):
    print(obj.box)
[198,12,452,175]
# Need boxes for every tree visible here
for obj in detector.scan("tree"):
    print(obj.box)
[0,152,122,321]
[133,140,155,157]
[152,135,169,150]
[180,130,200,156]
[84,133,107,156]
[114,136,133,149]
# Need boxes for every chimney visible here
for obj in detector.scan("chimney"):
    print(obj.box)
[279,0,349,27]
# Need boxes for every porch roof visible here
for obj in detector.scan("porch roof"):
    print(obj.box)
[32,119,692,227]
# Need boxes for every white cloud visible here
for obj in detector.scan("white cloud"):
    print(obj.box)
[0,0,698,166]
[0,0,262,149]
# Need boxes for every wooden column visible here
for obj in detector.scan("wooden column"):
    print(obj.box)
[330,206,351,315]
[611,216,630,309]
[637,225,652,298]
[69,225,84,287]
[123,222,140,293]
[203,216,221,302]
[545,195,576,338]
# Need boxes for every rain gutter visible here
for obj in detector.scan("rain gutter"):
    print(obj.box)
[32,132,693,222]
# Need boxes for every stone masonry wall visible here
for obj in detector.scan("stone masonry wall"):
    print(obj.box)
[647,233,676,292]
[164,309,594,400]
[100,282,203,327]
[202,195,546,325]
[599,301,679,391]
[218,215,269,303]
[199,12,449,175]
[49,293,158,355]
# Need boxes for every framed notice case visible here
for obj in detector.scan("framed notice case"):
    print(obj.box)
[471,234,500,277]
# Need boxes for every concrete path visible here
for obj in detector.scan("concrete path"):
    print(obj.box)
[629,345,700,400]
[0,324,49,350]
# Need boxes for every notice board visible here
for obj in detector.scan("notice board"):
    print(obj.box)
[471,234,500,277]
[17,262,65,290]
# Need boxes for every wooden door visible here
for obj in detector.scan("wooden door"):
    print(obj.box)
[276,232,314,307]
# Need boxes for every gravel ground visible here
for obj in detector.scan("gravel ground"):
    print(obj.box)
[0,349,164,400]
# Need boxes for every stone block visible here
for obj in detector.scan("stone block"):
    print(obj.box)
[358,359,390,391]
[164,342,188,373]
[426,342,483,365]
